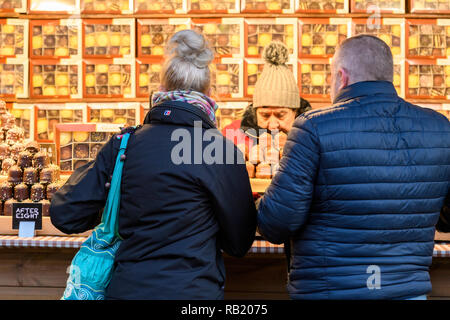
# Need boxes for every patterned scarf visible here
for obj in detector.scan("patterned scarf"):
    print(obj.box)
[151,90,219,125]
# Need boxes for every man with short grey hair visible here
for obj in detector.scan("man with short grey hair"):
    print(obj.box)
[257,34,450,299]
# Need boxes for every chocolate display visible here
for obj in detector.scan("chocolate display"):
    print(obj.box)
[25,141,40,155]
[3,199,13,216]
[0,0,24,11]
[300,22,347,56]
[136,0,183,12]
[23,167,39,185]
[82,0,131,12]
[7,165,22,184]
[33,150,50,169]
[246,62,293,96]
[297,0,346,11]
[30,183,45,202]
[243,0,291,11]
[39,166,56,184]
[211,62,241,97]
[410,0,450,12]
[46,182,61,201]
[137,61,162,96]
[0,142,9,160]
[85,62,132,96]
[255,162,272,179]
[139,22,187,56]
[1,158,14,174]
[0,181,13,201]
[31,63,79,97]
[353,21,402,57]
[192,22,241,57]
[0,62,25,97]
[17,150,33,170]
[10,107,31,139]
[14,182,28,201]
[408,63,449,98]
[300,62,332,96]
[352,0,403,12]
[0,22,25,57]
[36,106,83,141]
[217,108,244,131]
[408,23,450,58]
[84,21,132,57]
[189,0,237,11]
[31,22,79,58]
[41,199,50,216]
[89,107,136,125]
[246,22,295,56]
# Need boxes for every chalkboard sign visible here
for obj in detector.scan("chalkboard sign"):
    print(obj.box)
[12,202,43,230]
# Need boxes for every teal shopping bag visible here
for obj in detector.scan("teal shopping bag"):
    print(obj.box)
[62,132,131,300]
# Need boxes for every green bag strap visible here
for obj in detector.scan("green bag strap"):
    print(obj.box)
[100,132,131,240]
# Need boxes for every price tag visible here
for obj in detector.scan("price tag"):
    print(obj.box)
[12,202,43,231]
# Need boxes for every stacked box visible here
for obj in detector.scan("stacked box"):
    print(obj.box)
[0,0,26,12]
[352,18,404,58]
[245,18,298,58]
[191,18,244,58]
[216,102,247,131]
[136,58,163,97]
[410,0,450,13]
[188,0,239,13]
[0,58,28,98]
[30,59,82,98]
[134,0,186,13]
[351,0,404,13]
[245,58,296,97]
[296,0,348,13]
[30,19,81,59]
[241,0,294,13]
[137,19,190,57]
[10,103,34,139]
[81,0,133,13]
[29,0,80,13]
[299,18,350,58]
[210,58,243,99]
[407,19,450,59]
[298,59,332,99]
[83,58,135,98]
[0,19,27,59]
[83,19,135,59]
[87,102,139,126]
[35,103,86,142]
[406,59,450,100]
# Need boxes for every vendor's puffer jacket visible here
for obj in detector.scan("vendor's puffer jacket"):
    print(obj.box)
[258,81,450,299]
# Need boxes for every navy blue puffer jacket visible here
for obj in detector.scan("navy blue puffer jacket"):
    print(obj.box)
[258,81,450,299]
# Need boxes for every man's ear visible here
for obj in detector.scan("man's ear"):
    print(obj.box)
[338,67,350,91]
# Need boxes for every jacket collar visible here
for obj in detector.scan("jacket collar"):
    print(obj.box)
[333,81,398,104]
[143,100,216,129]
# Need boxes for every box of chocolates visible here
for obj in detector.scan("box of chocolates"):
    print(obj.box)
[10,103,34,139]
[296,0,348,13]
[216,101,247,131]
[55,123,121,173]
[83,19,135,59]
[407,19,450,59]
[350,0,404,13]
[192,18,244,58]
[30,59,82,98]
[188,0,239,13]
[241,0,294,13]
[245,18,298,58]
[30,19,82,59]
[393,58,405,98]
[140,102,150,123]
[83,58,135,98]
[35,103,86,142]
[137,19,190,58]
[136,58,162,97]
[0,19,27,59]
[135,0,186,13]
[87,102,139,126]
[0,58,28,98]
[299,18,350,58]
[210,58,243,99]
[0,0,26,12]
[29,0,80,13]
[298,58,332,99]
[352,18,404,58]
[245,58,296,97]
[81,0,133,13]
[410,0,450,13]
[417,103,450,119]
[406,59,450,100]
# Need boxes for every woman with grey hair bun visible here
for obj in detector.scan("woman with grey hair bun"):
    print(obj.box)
[50,29,257,300]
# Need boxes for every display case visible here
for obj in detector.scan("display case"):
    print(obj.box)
[298,18,350,58]
[83,19,135,59]
[191,18,244,58]
[137,18,190,58]
[393,57,405,97]
[0,19,27,60]
[216,101,247,132]
[352,18,405,58]
[30,19,82,60]
[10,103,34,139]
[245,18,297,59]
[35,103,86,142]
[87,102,139,126]
[418,103,450,118]
[406,59,450,100]
[241,0,294,13]
[55,123,121,173]
[245,57,296,97]
[136,57,162,98]
[210,57,244,99]
[28,0,80,13]
[406,19,450,59]
[30,59,82,99]
[298,58,332,100]
[0,58,28,99]
[134,0,186,13]
[0,0,26,12]
[83,58,135,98]
[410,0,450,13]
[350,0,404,13]
[296,0,348,13]
[81,0,133,13]
[187,0,239,13]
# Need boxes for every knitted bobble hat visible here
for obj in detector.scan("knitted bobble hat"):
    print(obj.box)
[253,42,299,109]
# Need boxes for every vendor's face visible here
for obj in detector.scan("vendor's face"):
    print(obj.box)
[256,107,296,133]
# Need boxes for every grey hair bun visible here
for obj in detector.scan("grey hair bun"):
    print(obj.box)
[167,29,214,69]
